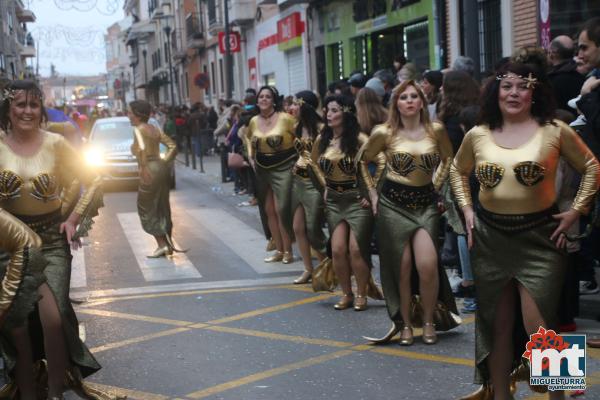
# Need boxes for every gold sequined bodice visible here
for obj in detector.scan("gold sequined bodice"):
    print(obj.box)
[359,122,453,191]
[131,124,177,165]
[0,131,100,216]
[294,136,315,172]
[450,121,600,214]
[245,113,297,164]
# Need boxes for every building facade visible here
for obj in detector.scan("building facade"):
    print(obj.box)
[0,0,36,84]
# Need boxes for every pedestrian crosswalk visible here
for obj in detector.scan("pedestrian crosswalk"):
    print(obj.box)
[69,208,303,290]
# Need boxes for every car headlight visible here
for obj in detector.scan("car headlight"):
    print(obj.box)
[85,148,104,166]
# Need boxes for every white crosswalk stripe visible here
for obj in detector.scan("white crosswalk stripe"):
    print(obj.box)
[186,208,304,274]
[117,212,202,282]
[70,244,87,289]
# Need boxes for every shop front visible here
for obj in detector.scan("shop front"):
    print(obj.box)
[319,0,436,88]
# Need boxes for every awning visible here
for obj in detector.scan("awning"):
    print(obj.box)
[125,21,155,45]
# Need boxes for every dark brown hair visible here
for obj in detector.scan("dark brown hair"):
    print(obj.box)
[319,95,360,156]
[478,62,556,130]
[437,71,480,122]
[0,80,48,131]
[128,100,152,123]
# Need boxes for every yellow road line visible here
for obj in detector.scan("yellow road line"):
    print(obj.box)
[80,285,297,307]
[205,325,353,348]
[85,382,169,400]
[77,308,193,327]
[90,327,191,353]
[369,346,474,367]
[206,294,334,324]
[185,349,356,399]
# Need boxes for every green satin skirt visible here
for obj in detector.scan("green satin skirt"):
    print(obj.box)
[138,159,173,237]
[377,194,459,330]
[325,189,373,264]
[0,223,101,379]
[291,176,327,254]
[471,214,566,384]
[255,159,295,240]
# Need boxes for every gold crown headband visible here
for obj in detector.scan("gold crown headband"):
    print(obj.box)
[342,105,352,113]
[294,98,306,107]
[495,72,538,89]
[2,88,43,102]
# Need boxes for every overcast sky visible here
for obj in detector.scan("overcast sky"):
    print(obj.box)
[27,0,124,77]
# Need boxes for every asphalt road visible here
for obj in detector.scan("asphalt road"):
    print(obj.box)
[46,156,600,399]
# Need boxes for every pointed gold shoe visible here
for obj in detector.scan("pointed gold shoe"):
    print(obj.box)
[293,270,312,284]
[353,295,368,311]
[458,384,493,400]
[399,326,414,346]
[264,251,284,263]
[363,322,401,344]
[282,251,294,264]
[147,246,172,258]
[334,294,354,310]
[266,238,276,252]
[422,322,438,345]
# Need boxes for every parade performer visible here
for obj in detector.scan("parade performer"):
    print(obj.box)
[360,80,460,345]
[310,95,384,311]
[452,61,599,399]
[244,86,297,264]
[288,91,328,284]
[128,100,179,258]
[0,80,115,399]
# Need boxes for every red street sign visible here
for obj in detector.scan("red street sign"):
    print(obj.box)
[277,12,304,44]
[218,31,241,54]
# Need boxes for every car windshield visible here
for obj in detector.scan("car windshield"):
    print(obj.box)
[90,121,133,144]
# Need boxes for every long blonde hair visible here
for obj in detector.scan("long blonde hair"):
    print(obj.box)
[355,87,388,134]
[386,80,432,134]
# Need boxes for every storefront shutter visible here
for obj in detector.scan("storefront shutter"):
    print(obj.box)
[287,48,305,95]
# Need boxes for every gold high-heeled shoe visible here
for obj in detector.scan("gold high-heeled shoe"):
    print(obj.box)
[266,238,276,252]
[353,295,368,311]
[293,270,312,284]
[399,326,414,346]
[264,251,284,263]
[334,294,354,310]
[422,322,438,345]
[147,246,172,258]
[363,321,401,344]
[282,251,294,264]
[66,367,127,399]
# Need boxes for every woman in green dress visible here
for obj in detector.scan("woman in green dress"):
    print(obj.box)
[244,86,297,264]
[360,80,460,345]
[128,100,179,258]
[452,60,599,399]
[288,91,327,283]
[310,95,384,311]
[0,80,115,399]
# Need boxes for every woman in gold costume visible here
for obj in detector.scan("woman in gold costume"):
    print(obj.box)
[0,80,114,399]
[244,86,297,264]
[311,95,384,311]
[128,100,178,258]
[452,61,599,400]
[360,80,459,345]
[288,91,327,284]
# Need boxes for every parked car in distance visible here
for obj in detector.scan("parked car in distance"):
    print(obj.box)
[84,117,175,188]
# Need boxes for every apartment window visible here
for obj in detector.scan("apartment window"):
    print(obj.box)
[157,49,162,67]
[185,72,189,97]
[7,11,13,34]
[477,0,502,74]
[208,0,217,25]
[210,61,216,95]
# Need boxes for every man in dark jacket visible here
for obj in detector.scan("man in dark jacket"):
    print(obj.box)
[548,35,585,112]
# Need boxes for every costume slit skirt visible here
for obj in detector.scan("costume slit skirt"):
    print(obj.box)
[254,158,295,240]
[290,175,327,254]
[325,189,373,265]
[1,223,101,379]
[138,159,173,237]
[377,193,459,330]
[471,208,566,384]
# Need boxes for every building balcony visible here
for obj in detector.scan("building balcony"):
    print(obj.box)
[16,9,36,23]
[187,34,205,49]
[257,0,276,4]
[229,0,256,25]
[208,19,223,36]
[20,45,36,58]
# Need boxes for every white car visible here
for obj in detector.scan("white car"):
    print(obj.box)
[85,116,175,188]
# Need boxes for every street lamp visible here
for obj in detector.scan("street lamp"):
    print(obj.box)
[161,2,176,107]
